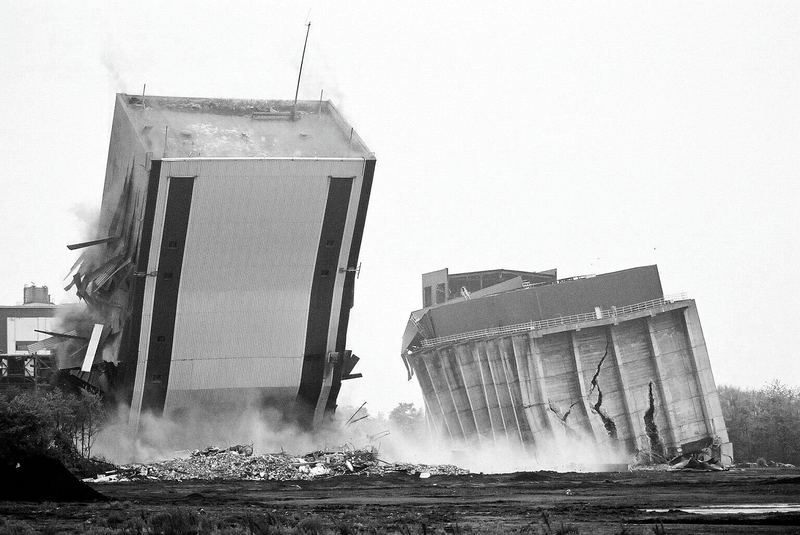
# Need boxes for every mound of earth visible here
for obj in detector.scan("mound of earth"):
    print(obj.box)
[0,455,107,502]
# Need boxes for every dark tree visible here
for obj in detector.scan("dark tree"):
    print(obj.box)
[388,402,425,435]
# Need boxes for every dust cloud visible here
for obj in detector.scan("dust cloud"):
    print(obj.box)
[93,401,628,473]
[365,423,629,473]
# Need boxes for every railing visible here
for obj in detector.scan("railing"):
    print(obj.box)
[419,293,688,348]
[521,274,596,289]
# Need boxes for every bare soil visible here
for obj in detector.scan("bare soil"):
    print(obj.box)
[2,468,800,534]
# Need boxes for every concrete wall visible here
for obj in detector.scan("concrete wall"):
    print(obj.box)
[408,301,731,461]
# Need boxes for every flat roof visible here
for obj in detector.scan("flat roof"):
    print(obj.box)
[447,268,557,278]
[120,94,372,159]
[0,303,59,309]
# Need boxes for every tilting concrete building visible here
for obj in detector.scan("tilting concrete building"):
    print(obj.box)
[402,266,732,463]
[62,94,375,430]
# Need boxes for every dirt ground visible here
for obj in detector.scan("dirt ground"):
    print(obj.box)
[2,468,800,534]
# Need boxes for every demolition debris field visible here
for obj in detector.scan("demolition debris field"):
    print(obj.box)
[2,469,800,534]
[95,446,468,482]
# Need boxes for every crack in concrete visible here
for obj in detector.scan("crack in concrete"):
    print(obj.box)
[548,400,580,424]
[592,387,618,440]
[588,339,610,396]
[644,381,665,457]
[587,338,618,439]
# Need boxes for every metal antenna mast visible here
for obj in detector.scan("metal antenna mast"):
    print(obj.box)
[292,22,311,121]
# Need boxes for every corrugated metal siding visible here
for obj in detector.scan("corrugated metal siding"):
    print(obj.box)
[165,386,299,415]
[166,357,302,391]
[161,159,364,409]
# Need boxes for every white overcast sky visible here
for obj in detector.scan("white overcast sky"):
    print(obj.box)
[1,1,798,413]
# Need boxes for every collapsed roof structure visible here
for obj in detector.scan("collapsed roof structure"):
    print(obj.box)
[58,94,375,430]
[402,265,733,464]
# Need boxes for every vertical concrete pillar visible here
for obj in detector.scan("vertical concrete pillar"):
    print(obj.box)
[479,341,514,440]
[472,342,506,442]
[570,331,606,442]
[645,316,681,448]
[496,337,528,447]
[435,347,469,442]
[422,398,440,436]
[511,334,548,443]
[608,325,639,451]
[453,344,484,444]
[414,354,449,440]
[418,353,454,442]
[681,307,719,440]
[526,331,554,435]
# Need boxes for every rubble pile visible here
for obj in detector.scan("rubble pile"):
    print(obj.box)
[629,437,728,472]
[86,446,468,483]
[736,460,797,469]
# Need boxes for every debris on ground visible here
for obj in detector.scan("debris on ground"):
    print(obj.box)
[736,460,797,469]
[83,446,468,483]
[629,437,728,472]
[666,453,726,471]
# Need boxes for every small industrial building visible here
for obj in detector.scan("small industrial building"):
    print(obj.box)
[421,267,557,307]
[402,266,732,463]
[0,285,61,389]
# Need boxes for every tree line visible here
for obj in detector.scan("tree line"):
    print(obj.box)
[0,387,108,474]
[718,380,800,465]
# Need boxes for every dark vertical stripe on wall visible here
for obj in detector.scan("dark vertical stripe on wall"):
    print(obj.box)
[140,176,195,417]
[327,159,376,411]
[335,159,376,351]
[117,161,161,407]
[296,176,354,424]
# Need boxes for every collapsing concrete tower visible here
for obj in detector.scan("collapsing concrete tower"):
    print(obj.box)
[401,266,732,463]
[65,94,375,430]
